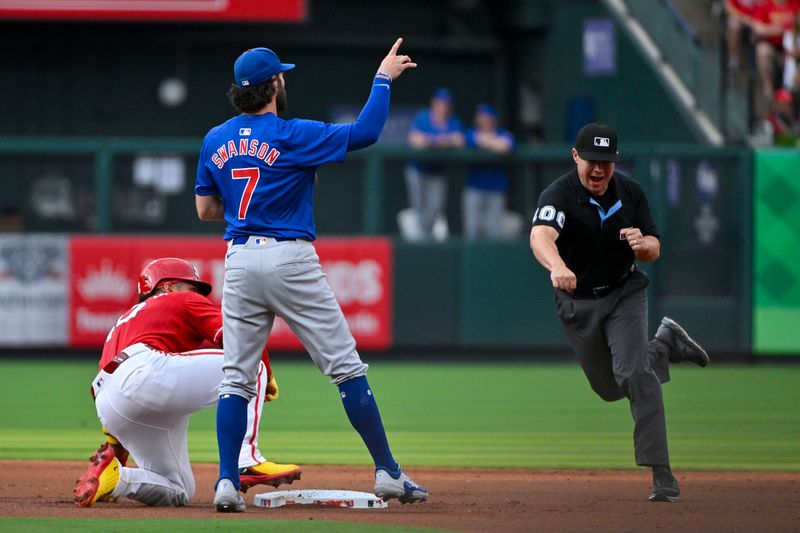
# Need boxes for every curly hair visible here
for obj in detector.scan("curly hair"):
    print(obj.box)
[227,78,277,114]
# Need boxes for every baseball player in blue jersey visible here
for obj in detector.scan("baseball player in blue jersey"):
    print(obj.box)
[195,38,426,512]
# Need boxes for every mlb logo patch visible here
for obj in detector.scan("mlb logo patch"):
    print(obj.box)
[594,137,610,147]
[239,128,252,136]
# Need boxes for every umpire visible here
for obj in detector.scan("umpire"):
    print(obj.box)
[529,123,710,502]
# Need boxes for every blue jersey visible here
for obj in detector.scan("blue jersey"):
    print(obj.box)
[195,113,350,241]
[408,109,463,174]
[464,128,515,192]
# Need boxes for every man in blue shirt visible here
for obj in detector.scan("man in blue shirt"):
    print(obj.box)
[195,39,428,512]
[404,87,465,241]
[462,103,515,239]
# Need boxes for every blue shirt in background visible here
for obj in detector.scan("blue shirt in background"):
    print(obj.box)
[464,128,515,192]
[408,109,463,174]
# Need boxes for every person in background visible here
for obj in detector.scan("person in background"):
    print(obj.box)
[751,0,799,100]
[462,103,515,240]
[782,9,800,94]
[405,87,465,241]
[767,88,798,143]
[725,0,759,71]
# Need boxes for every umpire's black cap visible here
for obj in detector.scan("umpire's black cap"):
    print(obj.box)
[574,123,619,162]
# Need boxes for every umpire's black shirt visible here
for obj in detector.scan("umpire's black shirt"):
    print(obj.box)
[533,169,660,289]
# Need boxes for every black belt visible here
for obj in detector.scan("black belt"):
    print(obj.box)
[572,270,632,299]
[102,351,131,374]
[230,236,296,245]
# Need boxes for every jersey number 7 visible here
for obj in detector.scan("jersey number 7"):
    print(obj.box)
[232,167,260,220]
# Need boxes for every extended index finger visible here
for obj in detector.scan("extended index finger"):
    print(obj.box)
[389,37,403,55]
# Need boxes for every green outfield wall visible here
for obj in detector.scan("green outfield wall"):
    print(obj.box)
[753,150,800,354]
[393,240,563,349]
[0,138,771,355]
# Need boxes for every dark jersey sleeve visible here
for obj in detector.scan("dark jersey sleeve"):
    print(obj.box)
[532,185,568,234]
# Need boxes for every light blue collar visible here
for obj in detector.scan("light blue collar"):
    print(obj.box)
[588,198,622,227]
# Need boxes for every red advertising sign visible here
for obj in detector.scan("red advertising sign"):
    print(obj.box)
[69,237,138,348]
[68,235,224,347]
[69,235,393,350]
[0,0,306,22]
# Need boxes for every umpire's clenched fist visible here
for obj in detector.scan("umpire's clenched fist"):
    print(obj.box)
[550,264,577,293]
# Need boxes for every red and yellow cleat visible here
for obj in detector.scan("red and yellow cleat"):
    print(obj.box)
[74,443,120,507]
[239,461,302,492]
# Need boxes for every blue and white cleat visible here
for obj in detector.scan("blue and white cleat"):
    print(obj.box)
[214,478,246,512]
[374,469,429,504]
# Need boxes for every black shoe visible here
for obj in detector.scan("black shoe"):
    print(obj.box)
[649,466,680,502]
[655,317,710,367]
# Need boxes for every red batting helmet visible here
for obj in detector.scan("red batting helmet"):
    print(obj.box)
[137,258,212,299]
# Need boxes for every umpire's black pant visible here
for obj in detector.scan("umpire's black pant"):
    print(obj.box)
[555,269,671,467]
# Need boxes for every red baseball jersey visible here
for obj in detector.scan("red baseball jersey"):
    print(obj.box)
[753,0,800,47]
[728,0,757,18]
[99,290,223,369]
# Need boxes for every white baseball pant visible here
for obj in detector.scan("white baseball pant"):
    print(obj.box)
[92,342,268,506]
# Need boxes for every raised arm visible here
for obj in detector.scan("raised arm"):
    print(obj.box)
[347,38,417,151]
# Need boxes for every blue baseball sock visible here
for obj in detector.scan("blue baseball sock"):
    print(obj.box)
[338,376,400,477]
[216,393,248,489]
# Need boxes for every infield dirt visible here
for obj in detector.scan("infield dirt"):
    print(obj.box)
[1,461,799,531]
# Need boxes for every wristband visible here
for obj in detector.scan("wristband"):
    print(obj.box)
[375,70,393,82]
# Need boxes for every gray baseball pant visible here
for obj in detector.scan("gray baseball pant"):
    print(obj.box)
[462,187,505,239]
[554,269,672,467]
[220,237,369,400]
[405,167,447,238]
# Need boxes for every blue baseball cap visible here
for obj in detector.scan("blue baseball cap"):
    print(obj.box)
[432,87,453,102]
[234,47,295,88]
[475,103,497,117]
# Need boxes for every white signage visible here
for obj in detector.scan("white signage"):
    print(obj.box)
[0,235,69,346]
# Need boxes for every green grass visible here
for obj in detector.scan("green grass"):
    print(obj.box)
[1,359,798,470]
[0,518,450,532]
